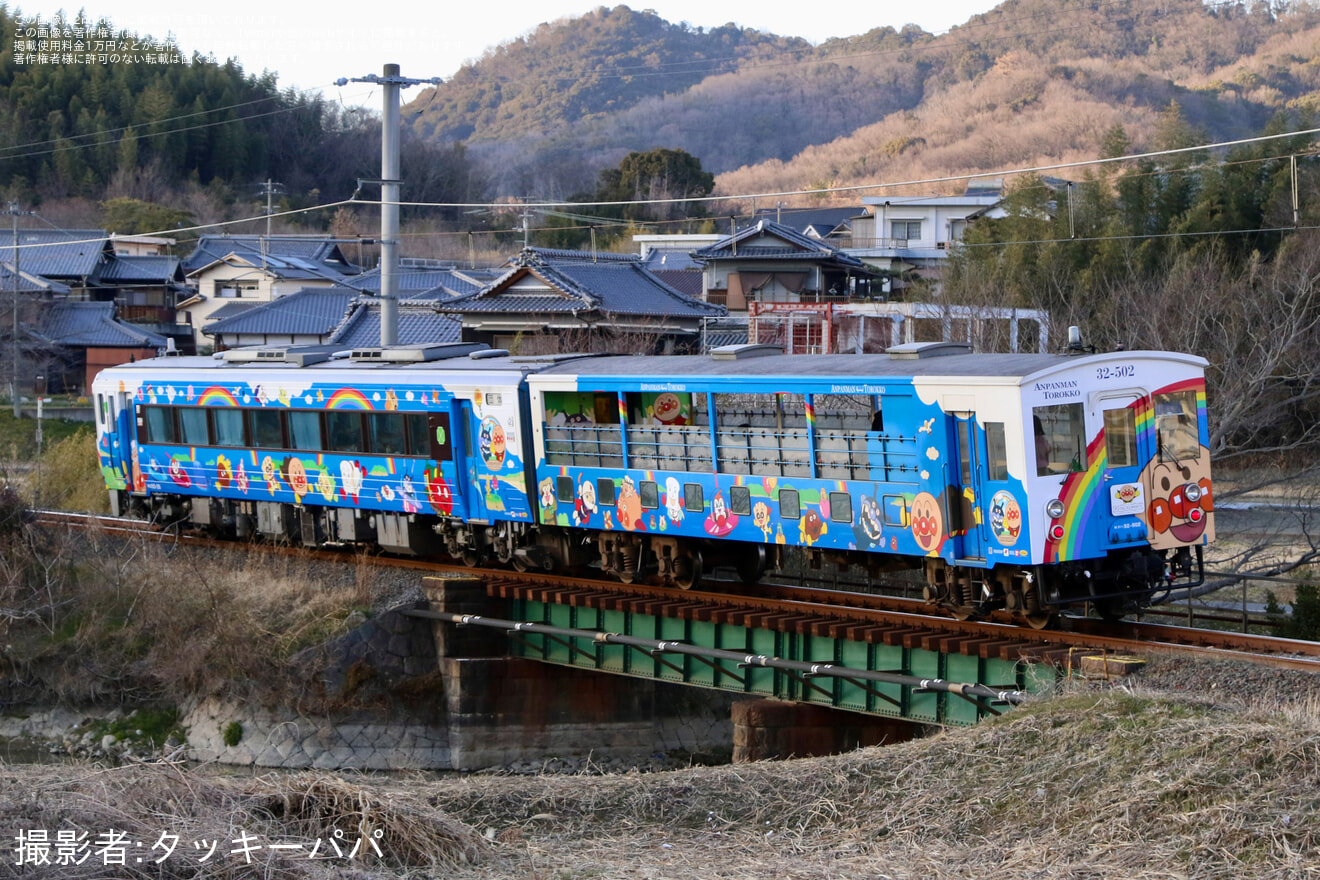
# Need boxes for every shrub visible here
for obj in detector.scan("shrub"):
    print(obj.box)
[222,721,243,747]
[35,430,108,513]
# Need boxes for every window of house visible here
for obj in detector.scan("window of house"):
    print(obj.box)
[891,220,922,241]
[216,281,259,299]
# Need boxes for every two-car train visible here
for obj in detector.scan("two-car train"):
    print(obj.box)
[92,340,1215,627]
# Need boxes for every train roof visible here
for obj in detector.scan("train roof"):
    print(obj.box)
[98,344,1208,388]
[534,346,1208,385]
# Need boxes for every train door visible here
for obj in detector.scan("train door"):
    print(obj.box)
[456,400,487,521]
[112,391,137,489]
[1098,393,1148,543]
[427,407,464,517]
[951,413,987,561]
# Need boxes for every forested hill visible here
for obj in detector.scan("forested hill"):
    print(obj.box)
[0,7,479,212]
[412,6,813,143]
[406,0,1320,200]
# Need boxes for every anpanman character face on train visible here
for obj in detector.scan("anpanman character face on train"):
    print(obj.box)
[910,491,945,553]
[1141,446,1214,548]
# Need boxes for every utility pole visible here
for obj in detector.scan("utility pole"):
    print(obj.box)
[256,179,285,238]
[336,64,442,346]
[2,203,33,418]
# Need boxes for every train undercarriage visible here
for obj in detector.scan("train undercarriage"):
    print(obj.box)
[114,490,1203,629]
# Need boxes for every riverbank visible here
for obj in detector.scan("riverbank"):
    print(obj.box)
[4,655,1320,879]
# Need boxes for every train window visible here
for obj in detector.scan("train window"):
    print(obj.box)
[326,412,364,453]
[287,411,322,451]
[141,406,176,444]
[247,409,284,449]
[684,483,704,513]
[986,422,1009,481]
[829,492,853,523]
[368,413,407,455]
[405,414,430,457]
[596,478,616,507]
[556,476,575,504]
[956,419,974,485]
[178,407,210,445]
[639,481,659,510]
[428,413,454,461]
[882,495,906,527]
[627,390,694,426]
[778,488,800,520]
[1103,407,1139,468]
[730,485,751,516]
[1153,390,1199,461]
[212,409,244,446]
[1032,403,1086,475]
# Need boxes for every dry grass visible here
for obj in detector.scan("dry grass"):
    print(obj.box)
[0,761,492,879]
[1,523,374,704]
[5,678,1320,877]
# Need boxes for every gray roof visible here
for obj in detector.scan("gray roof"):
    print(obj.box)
[648,268,703,299]
[752,206,861,238]
[515,247,641,264]
[179,235,361,276]
[350,266,484,297]
[703,320,749,349]
[36,301,168,348]
[445,249,724,319]
[204,287,359,337]
[96,254,183,284]
[0,264,71,294]
[642,250,704,272]
[330,302,461,347]
[205,302,260,322]
[692,220,868,270]
[0,228,112,279]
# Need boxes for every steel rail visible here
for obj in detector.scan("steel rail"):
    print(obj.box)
[34,509,1320,672]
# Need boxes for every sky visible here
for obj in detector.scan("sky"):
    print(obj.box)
[21,0,1002,105]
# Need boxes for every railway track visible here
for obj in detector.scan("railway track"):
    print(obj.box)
[35,509,1320,674]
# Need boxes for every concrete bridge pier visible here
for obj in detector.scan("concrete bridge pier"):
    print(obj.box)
[731,698,924,763]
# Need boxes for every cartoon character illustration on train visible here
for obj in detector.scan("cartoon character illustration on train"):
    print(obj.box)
[92,340,1215,628]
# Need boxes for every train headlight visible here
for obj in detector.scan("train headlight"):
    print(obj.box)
[1045,498,1065,520]
[1183,482,1203,503]
[1049,524,1065,541]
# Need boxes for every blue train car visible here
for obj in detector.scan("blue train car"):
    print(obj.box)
[93,340,1214,626]
[527,342,1213,624]
[92,344,549,563]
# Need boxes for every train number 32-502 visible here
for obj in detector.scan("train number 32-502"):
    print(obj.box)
[1096,364,1135,381]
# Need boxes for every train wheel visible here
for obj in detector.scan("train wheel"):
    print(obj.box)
[1094,598,1127,623]
[1023,611,1056,630]
[948,605,978,621]
[511,555,529,572]
[736,545,768,585]
[672,550,703,591]
[461,549,479,567]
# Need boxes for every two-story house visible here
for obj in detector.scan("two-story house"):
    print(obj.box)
[176,235,362,352]
[847,186,1008,297]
